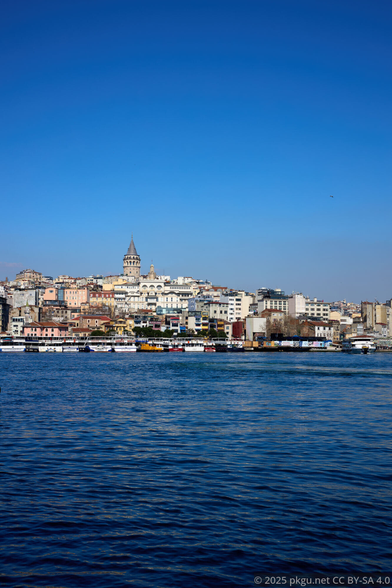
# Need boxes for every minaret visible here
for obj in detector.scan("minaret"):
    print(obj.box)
[123,235,141,279]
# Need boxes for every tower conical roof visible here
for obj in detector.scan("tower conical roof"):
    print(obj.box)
[127,235,138,256]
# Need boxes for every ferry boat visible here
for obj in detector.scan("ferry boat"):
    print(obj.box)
[183,343,205,352]
[86,344,114,352]
[38,342,63,352]
[168,345,184,352]
[342,336,376,354]
[215,343,228,352]
[113,343,138,352]
[62,341,83,352]
[227,344,244,352]
[138,343,164,352]
[0,339,26,352]
[204,345,216,352]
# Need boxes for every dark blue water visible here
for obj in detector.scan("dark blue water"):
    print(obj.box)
[0,353,391,587]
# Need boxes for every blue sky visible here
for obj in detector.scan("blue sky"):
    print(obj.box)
[1,0,391,302]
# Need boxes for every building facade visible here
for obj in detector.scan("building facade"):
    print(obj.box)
[220,291,253,322]
[257,288,289,315]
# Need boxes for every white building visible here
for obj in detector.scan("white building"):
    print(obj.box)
[245,317,267,340]
[257,288,289,315]
[207,301,229,319]
[288,293,330,322]
[288,293,307,317]
[12,289,40,308]
[220,291,253,322]
[305,298,330,321]
[310,321,334,339]
[113,276,195,314]
[11,316,25,336]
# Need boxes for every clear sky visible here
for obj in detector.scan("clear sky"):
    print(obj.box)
[1,0,391,302]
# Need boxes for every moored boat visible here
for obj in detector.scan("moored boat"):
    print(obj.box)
[39,343,63,352]
[184,343,205,352]
[138,343,164,352]
[342,336,376,354]
[204,345,216,352]
[86,344,114,352]
[62,344,81,352]
[227,344,244,352]
[215,343,228,352]
[0,339,26,352]
[113,344,138,352]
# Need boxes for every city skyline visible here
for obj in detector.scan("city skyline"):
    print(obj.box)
[0,234,389,305]
[1,0,391,301]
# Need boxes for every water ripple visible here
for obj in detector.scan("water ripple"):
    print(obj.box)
[0,353,391,587]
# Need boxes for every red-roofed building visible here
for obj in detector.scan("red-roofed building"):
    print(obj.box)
[301,320,334,339]
[70,315,111,329]
[24,321,69,338]
[69,327,93,337]
[90,291,115,309]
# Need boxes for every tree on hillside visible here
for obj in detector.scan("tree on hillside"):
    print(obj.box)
[90,330,106,337]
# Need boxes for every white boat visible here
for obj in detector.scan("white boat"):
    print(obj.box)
[184,343,205,352]
[38,344,63,352]
[342,336,376,354]
[113,344,137,352]
[0,341,26,352]
[86,344,114,352]
[62,345,81,352]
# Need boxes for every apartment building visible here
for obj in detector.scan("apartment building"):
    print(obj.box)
[257,288,289,315]
[220,291,253,322]
[289,293,330,321]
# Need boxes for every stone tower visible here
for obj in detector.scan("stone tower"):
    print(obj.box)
[147,263,156,280]
[123,235,141,279]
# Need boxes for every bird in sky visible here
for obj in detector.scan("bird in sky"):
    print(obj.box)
[330,195,334,198]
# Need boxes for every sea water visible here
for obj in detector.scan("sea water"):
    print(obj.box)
[0,353,391,587]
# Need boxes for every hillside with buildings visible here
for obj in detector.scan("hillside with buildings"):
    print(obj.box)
[0,236,391,344]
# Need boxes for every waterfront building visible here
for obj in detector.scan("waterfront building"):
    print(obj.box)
[245,316,267,340]
[123,235,141,279]
[307,321,334,340]
[69,327,92,338]
[11,316,25,336]
[300,320,334,339]
[232,320,245,339]
[23,321,69,338]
